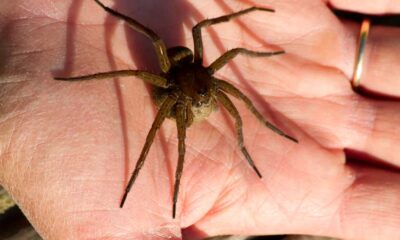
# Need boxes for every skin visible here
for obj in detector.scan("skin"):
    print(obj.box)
[0,0,400,239]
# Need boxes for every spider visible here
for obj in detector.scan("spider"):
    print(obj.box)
[55,0,298,218]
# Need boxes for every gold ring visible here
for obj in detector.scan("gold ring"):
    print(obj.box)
[352,18,371,89]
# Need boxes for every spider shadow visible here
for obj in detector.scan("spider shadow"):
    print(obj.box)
[0,24,12,76]
[52,0,84,77]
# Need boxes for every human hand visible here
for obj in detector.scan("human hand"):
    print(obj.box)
[0,0,399,239]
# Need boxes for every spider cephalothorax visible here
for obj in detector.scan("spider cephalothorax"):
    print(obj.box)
[55,0,298,218]
[159,46,218,123]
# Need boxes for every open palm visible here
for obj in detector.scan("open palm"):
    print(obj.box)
[0,0,399,239]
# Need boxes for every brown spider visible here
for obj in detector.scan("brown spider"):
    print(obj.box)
[55,0,298,218]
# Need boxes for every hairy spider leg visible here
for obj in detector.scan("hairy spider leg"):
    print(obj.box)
[208,48,285,75]
[94,0,171,73]
[54,70,170,88]
[120,94,178,208]
[173,100,188,218]
[192,7,274,63]
[217,91,263,178]
[216,78,298,143]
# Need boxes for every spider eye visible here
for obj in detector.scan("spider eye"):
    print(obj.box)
[197,88,207,96]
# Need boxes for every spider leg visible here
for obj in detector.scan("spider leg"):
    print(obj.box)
[208,48,284,75]
[172,100,187,218]
[55,70,170,88]
[120,94,178,208]
[94,0,171,73]
[192,7,274,63]
[216,78,298,143]
[217,91,262,178]
[185,100,194,127]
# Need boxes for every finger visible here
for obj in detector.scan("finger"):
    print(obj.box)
[263,72,400,167]
[328,0,400,14]
[336,164,400,239]
[355,25,400,97]
[273,96,400,167]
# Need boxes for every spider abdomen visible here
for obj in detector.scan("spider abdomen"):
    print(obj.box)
[189,97,217,123]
